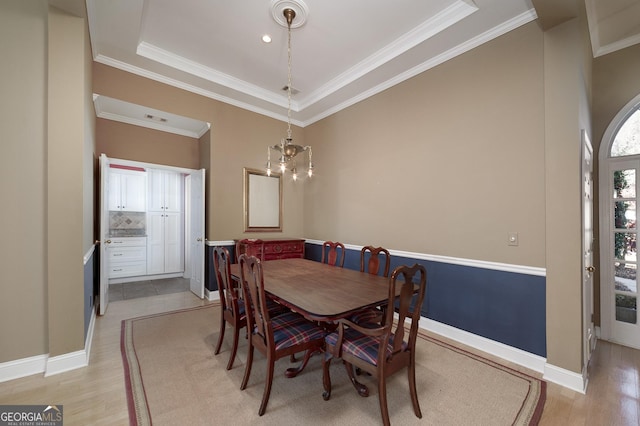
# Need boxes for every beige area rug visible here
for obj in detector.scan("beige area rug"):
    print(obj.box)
[121,304,545,426]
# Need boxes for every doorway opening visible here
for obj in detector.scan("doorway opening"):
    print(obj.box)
[598,94,640,349]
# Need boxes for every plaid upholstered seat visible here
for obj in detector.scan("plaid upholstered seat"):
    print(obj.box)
[272,312,326,351]
[325,327,406,366]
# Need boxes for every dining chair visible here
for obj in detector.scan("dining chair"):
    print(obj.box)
[321,241,345,267]
[235,238,265,263]
[213,246,246,370]
[322,263,427,426]
[238,254,326,416]
[213,246,286,370]
[349,246,391,325]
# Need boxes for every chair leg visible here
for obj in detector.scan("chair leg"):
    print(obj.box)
[344,361,369,397]
[226,324,241,370]
[408,356,422,418]
[285,348,317,378]
[322,353,332,401]
[240,343,254,391]
[258,354,275,416]
[214,317,226,355]
[378,376,391,426]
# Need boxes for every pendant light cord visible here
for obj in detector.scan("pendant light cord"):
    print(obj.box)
[286,18,293,141]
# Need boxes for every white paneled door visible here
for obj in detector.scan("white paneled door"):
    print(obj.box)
[581,130,595,367]
[99,154,110,315]
[188,169,205,298]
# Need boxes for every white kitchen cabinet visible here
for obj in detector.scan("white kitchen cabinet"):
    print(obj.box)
[147,211,184,275]
[148,169,182,212]
[108,237,147,278]
[108,169,147,212]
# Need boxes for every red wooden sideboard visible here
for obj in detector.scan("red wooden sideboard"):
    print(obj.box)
[235,238,305,261]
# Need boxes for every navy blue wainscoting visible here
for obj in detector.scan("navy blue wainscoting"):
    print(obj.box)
[305,242,546,357]
[205,243,236,293]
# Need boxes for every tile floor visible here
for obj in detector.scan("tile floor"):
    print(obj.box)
[109,277,190,301]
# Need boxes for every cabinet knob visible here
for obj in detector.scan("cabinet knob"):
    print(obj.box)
[105,240,112,244]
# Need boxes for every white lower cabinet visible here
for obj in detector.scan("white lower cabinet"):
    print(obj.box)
[147,212,184,275]
[108,237,147,278]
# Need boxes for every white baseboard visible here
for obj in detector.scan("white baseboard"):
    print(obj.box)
[420,317,547,373]
[421,317,587,393]
[0,307,97,383]
[45,350,88,377]
[45,306,97,377]
[84,306,97,365]
[0,354,47,383]
[543,363,587,394]
[206,288,220,302]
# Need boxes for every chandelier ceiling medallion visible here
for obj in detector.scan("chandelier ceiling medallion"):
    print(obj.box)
[266,0,312,181]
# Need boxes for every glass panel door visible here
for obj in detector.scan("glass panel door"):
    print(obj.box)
[608,160,640,347]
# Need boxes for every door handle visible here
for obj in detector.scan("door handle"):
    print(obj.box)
[197,238,203,242]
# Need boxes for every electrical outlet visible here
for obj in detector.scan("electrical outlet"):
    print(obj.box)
[508,232,519,246]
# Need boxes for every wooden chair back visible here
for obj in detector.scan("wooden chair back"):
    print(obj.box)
[238,254,273,350]
[213,246,246,370]
[213,246,240,320]
[360,246,391,277]
[321,241,345,267]
[385,264,426,355]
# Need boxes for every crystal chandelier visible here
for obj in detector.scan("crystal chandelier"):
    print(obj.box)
[266,6,313,181]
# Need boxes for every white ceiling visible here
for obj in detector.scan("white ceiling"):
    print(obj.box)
[585,0,640,57]
[84,0,640,136]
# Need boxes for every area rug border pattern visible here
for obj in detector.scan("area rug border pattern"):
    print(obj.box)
[121,303,545,426]
[121,304,220,426]
[416,329,547,425]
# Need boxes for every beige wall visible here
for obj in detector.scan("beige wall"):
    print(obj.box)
[0,0,94,365]
[0,0,49,363]
[593,43,640,148]
[543,16,591,373]
[305,22,546,267]
[92,63,305,241]
[47,6,90,357]
[96,119,200,169]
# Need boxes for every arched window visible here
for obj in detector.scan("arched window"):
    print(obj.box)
[611,108,640,157]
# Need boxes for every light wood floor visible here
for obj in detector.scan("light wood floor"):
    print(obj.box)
[0,292,638,425]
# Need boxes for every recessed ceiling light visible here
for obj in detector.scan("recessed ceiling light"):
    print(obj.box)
[262,34,272,43]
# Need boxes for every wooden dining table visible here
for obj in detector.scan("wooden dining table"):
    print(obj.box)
[228,257,406,394]
[228,257,394,323]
